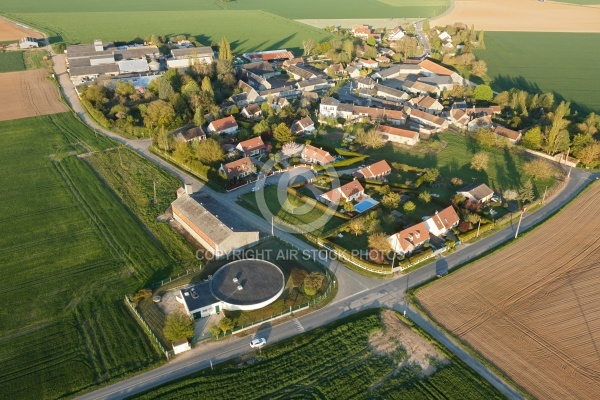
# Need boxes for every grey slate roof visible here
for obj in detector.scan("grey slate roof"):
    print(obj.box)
[171,46,214,58]
[69,64,120,77]
[458,183,494,201]
[172,194,258,247]
[180,281,218,312]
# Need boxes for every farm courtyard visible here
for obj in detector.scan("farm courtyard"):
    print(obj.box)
[416,182,600,399]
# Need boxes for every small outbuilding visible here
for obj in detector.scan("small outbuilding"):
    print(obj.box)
[19,37,39,49]
[172,339,191,354]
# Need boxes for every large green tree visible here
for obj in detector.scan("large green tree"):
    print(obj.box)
[273,123,293,143]
[195,138,225,165]
[143,100,176,129]
[473,84,493,102]
[163,313,195,343]
[218,37,233,62]
[521,126,543,150]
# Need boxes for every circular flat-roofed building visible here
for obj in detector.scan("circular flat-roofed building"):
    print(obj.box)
[211,259,285,311]
[177,259,285,318]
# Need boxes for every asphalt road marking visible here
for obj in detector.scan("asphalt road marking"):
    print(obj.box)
[293,319,305,333]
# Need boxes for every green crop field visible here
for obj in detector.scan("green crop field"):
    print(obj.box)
[0,0,449,52]
[474,32,600,113]
[0,51,25,72]
[0,50,47,72]
[132,309,504,400]
[0,112,190,399]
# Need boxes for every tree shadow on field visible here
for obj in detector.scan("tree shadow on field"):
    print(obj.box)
[492,74,594,115]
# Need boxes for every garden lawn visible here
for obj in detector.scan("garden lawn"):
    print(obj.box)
[0,113,182,399]
[474,32,600,113]
[132,309,504,400]
[367,132,556,196]
[241,185,347,236]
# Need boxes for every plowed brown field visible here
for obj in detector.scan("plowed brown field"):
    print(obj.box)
[417,182,600,399]
[0,70,68,121]
[432,0,600,32]
[0,17,43,41]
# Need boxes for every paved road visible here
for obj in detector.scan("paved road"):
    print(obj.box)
[52,49,599,400]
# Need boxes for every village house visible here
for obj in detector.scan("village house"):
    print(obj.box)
[319,96,340,118]
[230,81,262,107]
[286,64,324,81]
[352,25,372,39]
[388,26,405,42]
[356,76,376,90]
[388,222,431,256]
[407,108,448,132]
[368,33,382,43]
[493,125,522,143]
[376,55,391,64]
[270,97,290,110]
[174,126,206,143]
[346,65,361,78]
[236,136,266,157]
[328,63,346,77]
[259,85,300,100]
[207,115,239,135]
[409,95,444,115]
[167,46,214,69]
[301,144,335,165]
[241,104,262,120]
[319,97,405,125]
[377,125,420,146]
[219,157,255,183]
[402,75,438,95]
[374,84,411,103]
[438,31,454,48]
[423,206,460,237]
[320,180,365,206]
[240,61,277,80]
[419,59,455,77]
[297,78,332,92]
[171,187,259,258]
[353,160,392,180]
[282,57,304,68]
[291,116,315,135]
[359,58,379,70]
[457,183,494,203]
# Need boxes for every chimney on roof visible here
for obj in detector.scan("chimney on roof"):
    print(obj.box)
[184,183,193,195]
[93,39,103,52]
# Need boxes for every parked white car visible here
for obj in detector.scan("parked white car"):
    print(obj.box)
[250,338,267,348]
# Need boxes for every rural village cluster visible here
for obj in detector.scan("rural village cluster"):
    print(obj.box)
[2,3,599,398]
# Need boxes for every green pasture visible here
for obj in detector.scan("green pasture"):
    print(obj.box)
[0,112,187,399]
[132,309,504,400]
[474,32,600,113]
[367,132,556,194]
[0,0,449,18]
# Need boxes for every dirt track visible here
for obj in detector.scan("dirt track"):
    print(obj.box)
[0,70,68,122]
[431,0,600,32]
[417,182,600,399]
[0,17,43,41]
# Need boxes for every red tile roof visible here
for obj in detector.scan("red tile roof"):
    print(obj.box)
[419,59,454,76]
[377,125,419,140]
[354,160,392,179]
[392,222,431,253]
[209,115,238,132]
[321,180,365,203]
[493,125,521,141]
[428,206,460,233]
[237,136,265,153]
[221,157,253,179]
[302,144,335,165]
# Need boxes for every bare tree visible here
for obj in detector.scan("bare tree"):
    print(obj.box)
[302,39,315,57]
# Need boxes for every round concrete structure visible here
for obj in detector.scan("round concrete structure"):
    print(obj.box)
[210,259,285,311]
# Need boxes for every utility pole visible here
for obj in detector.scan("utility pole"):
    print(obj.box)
[514,208,526,239]
[476,219,481,237]
[153,181,158,204]
[271,215,274,236]
[542,185,548,204]
[210,359,213,371]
